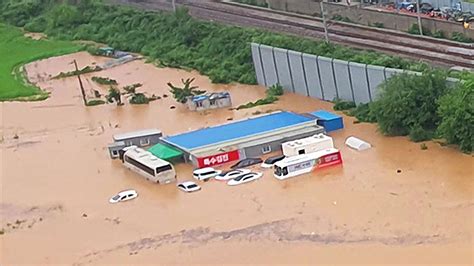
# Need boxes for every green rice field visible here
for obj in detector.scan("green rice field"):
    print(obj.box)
[0,24,81,101]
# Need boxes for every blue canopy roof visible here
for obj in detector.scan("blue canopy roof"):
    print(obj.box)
[163,111,313,150]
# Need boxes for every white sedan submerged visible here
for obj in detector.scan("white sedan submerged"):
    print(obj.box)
[227,172,263,186]
[109,189,138,203]
[177,181,201,193]
[215,168,251,181]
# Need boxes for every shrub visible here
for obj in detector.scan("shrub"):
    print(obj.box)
[123,83,142,94]
[420,143,428,150]
[267,83,284,97]
[437,76,474,152]
[432,30,445,39]
[349,103,377,123]
[129,93,149,104]
[409,124,433,142]
[53,65,101,79]
[372,22,384,28]
[232,0,268,7]
[450,32,474,43]
[333,99,356,111]
[85,99,105,106]
[91,76,117,85]
[370,70,448,136]
[237,83,283,109]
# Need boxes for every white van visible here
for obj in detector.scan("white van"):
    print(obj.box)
[193,167,222,181]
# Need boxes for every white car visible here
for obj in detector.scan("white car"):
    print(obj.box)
[227,172,263,186]
[215,168,251,181]
[177,181,201,193]
[193,167,222,181]
[109,189,138,203]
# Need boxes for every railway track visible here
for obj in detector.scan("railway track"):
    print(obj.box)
[112,0,474,68]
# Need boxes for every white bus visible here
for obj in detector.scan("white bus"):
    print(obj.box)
[122,146,176,184]
[282,134,334,157]
[273,148,342,180]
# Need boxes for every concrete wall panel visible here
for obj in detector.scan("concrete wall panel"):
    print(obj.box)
[333,59,353,102]
[259,45,279,87]
[251,43,266,86]
[302,53,323,99]
[317,56,337,101]
[273,47,293,92]
[366,65,386,101]
[288,50,308,96]
[349,62,371,104]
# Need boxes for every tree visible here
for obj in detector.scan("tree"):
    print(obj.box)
[106,87,122,106]
[437,75,474,152]
[167,78,205,104]
[370,70,448,140]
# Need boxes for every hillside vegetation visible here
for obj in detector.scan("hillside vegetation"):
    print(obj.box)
[0,0,431,86]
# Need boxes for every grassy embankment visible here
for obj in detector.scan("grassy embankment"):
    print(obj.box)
[0,23,81,101]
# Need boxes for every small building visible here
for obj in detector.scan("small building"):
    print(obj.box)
[107,129,162,159]
[310,110,344,132]
[282,134,334,157]
[186,92,232,111]
[162,111,325,168]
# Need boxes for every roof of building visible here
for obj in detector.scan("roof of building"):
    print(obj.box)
[192,92,230,102]
[163,111,314,151]
[113,129,162,141]
[310,110,341,121]
[148,143,183,160]
[124,147,170,168]
[282,134,332,148]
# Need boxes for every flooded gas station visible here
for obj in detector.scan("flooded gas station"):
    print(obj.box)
[1,52,472,265]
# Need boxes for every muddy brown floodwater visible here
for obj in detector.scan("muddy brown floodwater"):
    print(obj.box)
[1,52,473,265]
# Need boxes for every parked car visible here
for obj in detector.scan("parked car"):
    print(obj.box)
[261,155,286,168]
[227,172,263,186]
[193,167,222,181]
[109,189,138,203]
[177,181,201,193]
[230,158,263,169]
[215,169,251,181]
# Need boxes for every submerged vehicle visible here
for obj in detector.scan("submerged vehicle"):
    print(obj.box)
[274,148,343,180]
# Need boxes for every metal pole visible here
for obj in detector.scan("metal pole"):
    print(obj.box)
[320,1,330,43]
[73,59,87,106]
[416,0,423,36]
[172,0,176,12]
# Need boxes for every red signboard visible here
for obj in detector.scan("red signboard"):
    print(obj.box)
[197,150,240,168]
[315,151,343,169]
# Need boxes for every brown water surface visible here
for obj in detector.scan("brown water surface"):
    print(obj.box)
[1,52,472,265]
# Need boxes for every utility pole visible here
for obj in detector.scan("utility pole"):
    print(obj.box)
[72,59,87,106]
[416,0,423,36]
[172,0,176,12]
[320,1,330,43]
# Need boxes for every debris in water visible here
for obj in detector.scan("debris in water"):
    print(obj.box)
[345,136,371,151]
